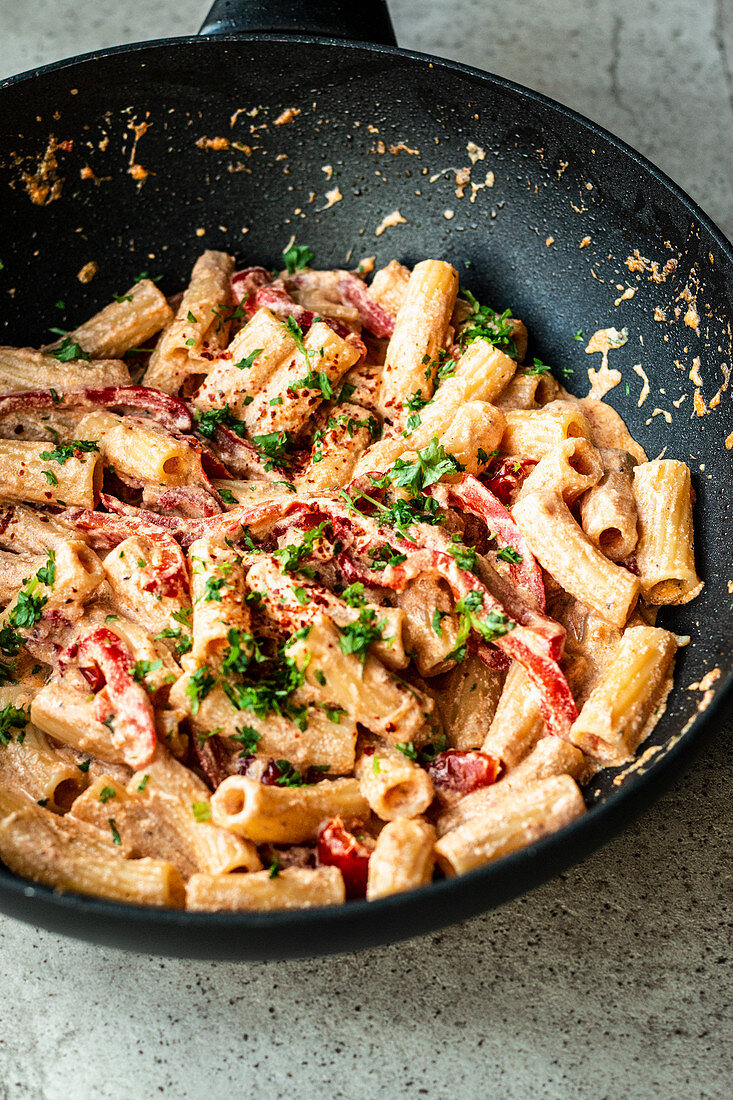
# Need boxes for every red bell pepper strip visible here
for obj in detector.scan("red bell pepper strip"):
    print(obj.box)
[338,273,395,338]
[0,386,192,432]
[317,818,371,898]
[77,627,157,768]
[435,474,546,611]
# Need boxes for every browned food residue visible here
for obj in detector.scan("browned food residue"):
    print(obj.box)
[77,261,98,284]
[196,136,230,151]
[22,134,69,206]
[585,327,628,398]
[625,249,678,282]
[375,210,407,237]
[273,108,301,126]
[127,119,152,185]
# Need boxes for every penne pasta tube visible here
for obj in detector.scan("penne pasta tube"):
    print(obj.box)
[0,440,101,508]
[0,347,130,393]
[193,307,298,415]
[366,818,436,899]
[433,652,504,750]
[297,403,375,490]
[0,782,36,819]
[237,321,361,437]
[103,535,191,642]
[576,397,648,465]
[0,503,77,554]
[0,540,103,648]
[481,660,544,766]
[397,575,461,678]
[569,624,677,765]
[0,550,46,603]
[0,722,89,812]
[75,409,203,485]
[31,679,129,764]
[494,370,559,410]
[210,775,369,843]
[287,617,428,742]
[143,250,235,393]
[171,675,358,774]
[517,437,604,505]
[369,259,411,316]
[633,460,702,604]
[188,537,249,670]
[186,866,345,911]
[437,339,517,405]
[354,747,434,821]
[500,402,593,459]
[512,489,640,627]
[49,279,173,359]
[434,774,586,875]
[436,736,588,836]
[0,804,186,906]
[579,448,638,562]
[379,259,459,423]
[356,399,505,478]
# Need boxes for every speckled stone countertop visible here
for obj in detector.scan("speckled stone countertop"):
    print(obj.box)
[1,3,731,1098]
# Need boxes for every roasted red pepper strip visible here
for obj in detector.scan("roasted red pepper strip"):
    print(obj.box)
[230,266,273,314]
[317,817,371,898]
[436,474,546,611]
[0,386,192,432]
[338,273,395,338]
[427,749,503,796]
[136,532,189,598]
[484,457,537,506]
[64,494,290,548]
[77,627,157,768]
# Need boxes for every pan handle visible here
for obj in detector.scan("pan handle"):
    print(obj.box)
[199,0,397,46]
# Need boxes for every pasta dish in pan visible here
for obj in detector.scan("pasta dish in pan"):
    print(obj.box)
[0,248,701,910]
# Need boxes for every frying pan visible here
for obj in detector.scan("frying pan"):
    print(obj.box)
[0,0,730,960]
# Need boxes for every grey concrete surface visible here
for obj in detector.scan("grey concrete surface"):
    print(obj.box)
[0,3,731,1098]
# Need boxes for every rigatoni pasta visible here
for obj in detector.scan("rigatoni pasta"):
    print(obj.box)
[0,246,703,912]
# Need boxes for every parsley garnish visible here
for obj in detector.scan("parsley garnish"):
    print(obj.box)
[368,545,408,571]
[108,819,121,845]
[192,801,212,823]
[272,760,305,787]
[448,539,478,572]
[113,293,133,304]
[268,857,281,879]
[98,785,116,804]
[49,337,90,362]
[137,774,150,791]
[283,243,315,273]
[0,704,28,746]
[154,625,192,658]
[273,521,330,575]
[194,404,247,440]
[200,576,228,603]
[371,437,464,494]
[35,550,56,588]
[230,725,261,756]
[395,741,418,761]
[446,590,513,662]
[185,667,216,714]
[459,290,517,356]
[338,608,385,662]
[291,370,333,400]
[496,545,523,564]
[39,440,99,465]
[252,430,293,470]
[572,329,583,341]
[223,646,307,727]
[431,609,448,636]
[43,470,58,487]
[234,348,263,370]
[218,487,237,505]
[341,583,367,608]
[221,628,266,678]
[524,358,551,376]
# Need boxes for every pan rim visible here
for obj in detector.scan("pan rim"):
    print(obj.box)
[0,31,731,954]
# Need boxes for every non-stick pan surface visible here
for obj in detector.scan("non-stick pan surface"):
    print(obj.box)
[0,8,730,958]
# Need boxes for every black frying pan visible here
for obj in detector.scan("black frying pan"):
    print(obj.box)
[0,0,730,959]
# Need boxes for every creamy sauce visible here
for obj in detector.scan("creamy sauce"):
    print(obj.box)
[632,363,650,406]
[585,327,628,398]
[375,210,407,237]
[319,187,343,211]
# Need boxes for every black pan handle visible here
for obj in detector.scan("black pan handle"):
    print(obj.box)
[199,0,397,45]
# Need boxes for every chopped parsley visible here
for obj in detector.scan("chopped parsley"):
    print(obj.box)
[0,704,28,746]
[368,545,408,571]
[108,819,121,845]
[39,440,99,465]
[370,437,464,494]
[200,576,228,603]
[395,741,418,761]
[223,645,307,728]
[431,608,448,636]
[48,336,90,362]
[194,404,247,440]
[98,785,116,804]
[268,857,281,879]
[154,625,192,658]
[458,290,517,356]
[341,583,367,608]
[113,293,133,304]
[230,725,261,756]
[185,667,217,714]
[77,759,91,773]
[35,550,56,587]
[272,760,305,787]
[218,487,237,504]
[192,800,212,823]
[291,370,333,400]
[137,774,150,791]
[283,242,315,273]
[273,521,330,575]
[252,430,293,470]
[338,607,385,662]
[221,628,266,678]
[447,590,513,662]
[524,358,551,376]
[234,348,263,370]
[43,470,58,487]
[448,539,478,572]
[572,329,583,341]
[496,545,523,564]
